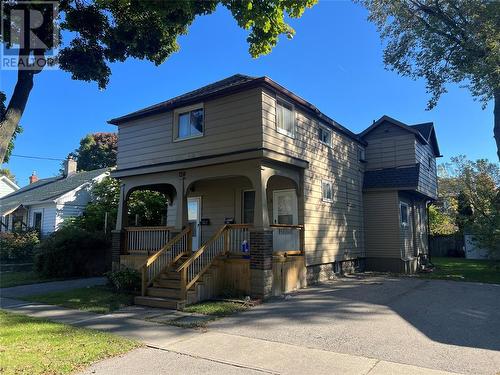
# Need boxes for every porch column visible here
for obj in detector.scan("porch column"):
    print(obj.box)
[249,167,273,299]
[174,174,188,230]
[112,183,127,271]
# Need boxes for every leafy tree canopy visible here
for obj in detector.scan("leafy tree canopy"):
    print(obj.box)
[360,0,500,159]
[0,0,317,162]
[70,133,117,171]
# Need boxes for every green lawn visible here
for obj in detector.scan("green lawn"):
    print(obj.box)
[420,257,500,284]
[183,300,249,317]
[22,286,135,314]
[0,310,139,375]
[0,271,60,288]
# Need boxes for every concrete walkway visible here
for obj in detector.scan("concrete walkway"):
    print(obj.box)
[0,276,106,298]
[1,296,458,375]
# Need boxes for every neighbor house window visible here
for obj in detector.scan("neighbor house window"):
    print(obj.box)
[400,202,409,226]
[321,180,334,202]
[276,98,295,137]
[242,190,255,224]
[33,212,42,233]
[318,125,332,146]
[174,105,204,140]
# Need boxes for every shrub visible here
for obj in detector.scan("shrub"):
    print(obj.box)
[105,268,141,293]
[0,230,39,263]
[34,226,110,278]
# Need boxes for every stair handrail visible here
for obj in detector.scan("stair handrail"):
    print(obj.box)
[140,227,191,296]
[176,224,228,273]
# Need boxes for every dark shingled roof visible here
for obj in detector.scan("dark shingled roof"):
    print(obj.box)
[363,165,420,190]
[0,168,109,216]
[410,123,433,140]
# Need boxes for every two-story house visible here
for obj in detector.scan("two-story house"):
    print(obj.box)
[109,74,440,309]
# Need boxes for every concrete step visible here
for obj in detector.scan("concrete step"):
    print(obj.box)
[134,296,180,310]
[147,287,180,299]
[153,278,181,288]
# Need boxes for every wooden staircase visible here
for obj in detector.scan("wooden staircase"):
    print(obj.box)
[134,224,250,310]
[135,255,188,309]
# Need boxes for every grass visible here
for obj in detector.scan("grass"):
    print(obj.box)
[420,257,500,284]
[0,271,61,288]
[183,300,249,317]
[0,310,139,375]
[22,286,135,314]
[164,300,250,329]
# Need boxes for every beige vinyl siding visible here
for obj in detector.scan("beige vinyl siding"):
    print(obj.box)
[363,190,400,259]
[415,141,438,199]
[363,121,416,171]
[117,88,263,170]
[186,177,252,245]
[261,89,365,266]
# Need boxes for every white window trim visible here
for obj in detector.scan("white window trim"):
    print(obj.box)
[173,103,204,142]
[318,123,332,147]
[400,202,409,227]
[275,97,295,138]
[32,211,43,230]
[321,180,334,203]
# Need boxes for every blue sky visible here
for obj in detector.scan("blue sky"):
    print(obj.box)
[1,1,496,187]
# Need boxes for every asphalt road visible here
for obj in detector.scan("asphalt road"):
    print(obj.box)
[208,276,500,375]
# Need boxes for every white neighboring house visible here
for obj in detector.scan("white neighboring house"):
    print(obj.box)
[0,175,19,198]
[0,158,109,236]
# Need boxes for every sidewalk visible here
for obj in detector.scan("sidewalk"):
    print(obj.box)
[1,296,459,375]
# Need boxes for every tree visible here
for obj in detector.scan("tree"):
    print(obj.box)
[0,167,16,183]
[360,0,500,160]
[76,176,170,232]
[433,156,500,256]
[0,0,317,163]
[71,133,117,171]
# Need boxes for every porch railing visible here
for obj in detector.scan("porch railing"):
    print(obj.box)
[271,224,304,253]
[176,224,251,297]
[140,227,191,296]
[124,226,173,255]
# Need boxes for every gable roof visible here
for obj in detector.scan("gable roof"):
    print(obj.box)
[0,168,109,216]
[359,115,441,157]
[0,175,20,191]
[108,74,366,146]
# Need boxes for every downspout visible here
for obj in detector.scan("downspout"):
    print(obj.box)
[426,201,433,266]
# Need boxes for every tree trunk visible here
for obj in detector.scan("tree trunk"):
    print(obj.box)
[0,70,35,163]
[495,89,500,162]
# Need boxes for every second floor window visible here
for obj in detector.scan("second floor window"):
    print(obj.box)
[175,106,204,140]
[276,99,295,137]
[318,125,332,146]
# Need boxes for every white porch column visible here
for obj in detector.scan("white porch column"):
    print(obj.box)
[115,183,126,230]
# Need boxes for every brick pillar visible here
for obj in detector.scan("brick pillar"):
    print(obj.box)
[111,230,124,271]
[249,229,274,299]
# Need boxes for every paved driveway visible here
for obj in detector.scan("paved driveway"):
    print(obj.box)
[209,276,500,375]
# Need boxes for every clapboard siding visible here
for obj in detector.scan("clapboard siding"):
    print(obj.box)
[363,121,417,171]
[117,88,263,170]
[261,89,365,266]
[28,204,57,236]
[363,191,400,258]
[415,141,438,198]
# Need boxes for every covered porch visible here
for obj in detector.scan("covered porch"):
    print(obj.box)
[112,159,307,304]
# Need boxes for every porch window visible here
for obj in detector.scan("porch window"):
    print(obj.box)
[321,180,334,203]
[400,202,409,226]
[276,98,295,137]
[318,125,331,146]
[174,105,204,140]
[242,190,255,224]
[33,212,42,233]
[358,147,366,162]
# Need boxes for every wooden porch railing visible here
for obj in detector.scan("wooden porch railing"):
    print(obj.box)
[140,227,191,296]
[176,224,251,298]
[124,226,173,255]
[271,224,304,253]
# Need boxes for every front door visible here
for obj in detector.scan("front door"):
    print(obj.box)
[188,197,201,251]
[272,189,299,250]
